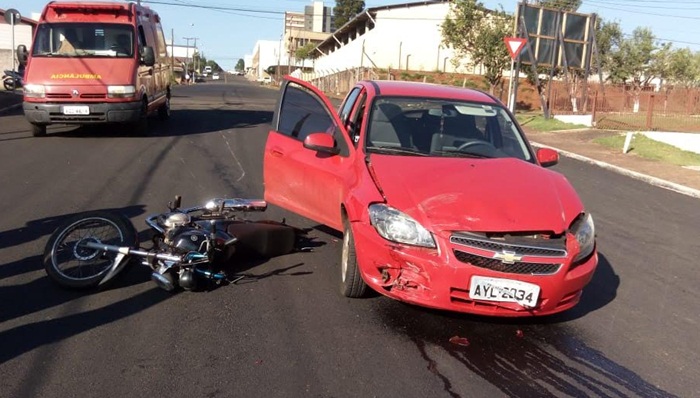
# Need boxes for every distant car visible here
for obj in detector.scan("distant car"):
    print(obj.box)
[263,76,598,317]
[212,73,220,80]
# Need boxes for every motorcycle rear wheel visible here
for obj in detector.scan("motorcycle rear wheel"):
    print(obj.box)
[3,77,15,91]
[43,211,138,289]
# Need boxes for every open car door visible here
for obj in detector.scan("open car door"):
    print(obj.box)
[263,76,355,231]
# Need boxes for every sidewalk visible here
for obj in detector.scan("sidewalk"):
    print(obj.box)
[525,128,700,197]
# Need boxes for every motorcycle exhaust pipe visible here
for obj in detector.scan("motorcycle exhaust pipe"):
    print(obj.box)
[151,271,175,291]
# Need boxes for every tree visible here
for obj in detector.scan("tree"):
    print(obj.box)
[532,0,582,11]
[441,0,513,94]
[236,58,245,71]
[668,48,700,88]
[605,27,670,112]
[295,43,317,61]
[334,0,364,28]
[594,19,623,74]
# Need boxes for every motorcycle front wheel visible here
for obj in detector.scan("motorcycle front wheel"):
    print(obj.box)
[43,211,138,289]
[3,77,15,91]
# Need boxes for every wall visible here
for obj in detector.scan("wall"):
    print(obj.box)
[313,3,474,74]
[0,24,33,71]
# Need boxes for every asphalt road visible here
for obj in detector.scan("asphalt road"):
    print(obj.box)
[0,78,698,398]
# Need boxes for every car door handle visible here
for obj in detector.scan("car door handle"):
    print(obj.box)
[269,149,284,157]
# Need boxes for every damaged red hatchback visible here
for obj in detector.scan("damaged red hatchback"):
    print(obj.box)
[264,77,597,317]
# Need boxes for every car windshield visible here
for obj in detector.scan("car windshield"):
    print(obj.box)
[365,96,533,161]
[32,23,134,58]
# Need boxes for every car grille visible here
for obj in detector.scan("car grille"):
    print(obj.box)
[46,93,71,99]
[450,233,567,257]
[453,250,561,275]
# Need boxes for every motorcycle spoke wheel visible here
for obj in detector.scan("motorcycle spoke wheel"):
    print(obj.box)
[44,211,137,289]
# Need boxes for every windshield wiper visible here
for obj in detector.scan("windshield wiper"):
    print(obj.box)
[430,149,492,159]
[366,146,428,156]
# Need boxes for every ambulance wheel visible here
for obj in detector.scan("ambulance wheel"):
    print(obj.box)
[31,124,47,137]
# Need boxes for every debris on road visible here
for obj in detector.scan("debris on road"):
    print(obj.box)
[449,335,470,347]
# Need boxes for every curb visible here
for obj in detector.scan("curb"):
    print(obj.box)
[532,141,700,199]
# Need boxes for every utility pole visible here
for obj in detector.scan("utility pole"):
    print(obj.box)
[170,29,174,79]
[183,36,198,82]
[193,38,199,74]
[183,36,194,82]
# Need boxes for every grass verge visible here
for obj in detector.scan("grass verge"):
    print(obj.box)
[516,114,587,132]
[594,133,700,166]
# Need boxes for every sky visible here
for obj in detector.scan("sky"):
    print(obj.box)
[11,0,700,71]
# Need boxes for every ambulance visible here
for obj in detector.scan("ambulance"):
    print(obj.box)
[17,1,172,136]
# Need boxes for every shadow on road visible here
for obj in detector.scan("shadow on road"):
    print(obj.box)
[0,286,172,365]
[0,205,147,262]
[44,108,273,138]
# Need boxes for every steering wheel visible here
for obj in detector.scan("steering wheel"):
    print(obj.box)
[457,140,495,152]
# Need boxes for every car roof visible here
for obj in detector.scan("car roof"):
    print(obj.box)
[360,80,500,105]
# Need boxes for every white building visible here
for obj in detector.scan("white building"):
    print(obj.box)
[249,40,290,81]
[166,40,197,60]
[243,54,253,72]
[0,9,36,73]
[311,0,473,74]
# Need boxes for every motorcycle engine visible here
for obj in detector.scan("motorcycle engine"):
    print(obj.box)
[165,226,209,254]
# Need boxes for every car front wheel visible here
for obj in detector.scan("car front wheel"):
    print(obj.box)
[340,218,368,298]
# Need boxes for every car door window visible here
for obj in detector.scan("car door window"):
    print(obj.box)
[278,82,345,146]
[347,93,366,147]
[338,87,361,125]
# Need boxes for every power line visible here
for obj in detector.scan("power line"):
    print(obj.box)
[585,0,700,10]
[583,1,700,19]
[142,0,284,20]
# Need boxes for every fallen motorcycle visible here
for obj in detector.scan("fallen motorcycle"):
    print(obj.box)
[43,196,304,291]
[3,69,23,91]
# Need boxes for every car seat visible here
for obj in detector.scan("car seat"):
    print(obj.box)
[367,103,412,148]
[430,111,483,152]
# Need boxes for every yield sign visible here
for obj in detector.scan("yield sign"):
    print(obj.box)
[504,37,527,60]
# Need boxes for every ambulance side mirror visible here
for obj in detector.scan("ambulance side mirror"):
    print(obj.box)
[141,46,155,67]
[16,45,28,66]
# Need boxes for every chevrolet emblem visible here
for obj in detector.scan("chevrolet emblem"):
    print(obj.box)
[493,250,522,264]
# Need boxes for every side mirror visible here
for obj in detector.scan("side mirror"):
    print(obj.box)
[141,46,155,66]
[536,147,559,167]
[16,45,28,66]
[303,132,340,155]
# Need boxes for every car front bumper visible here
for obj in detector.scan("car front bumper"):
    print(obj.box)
[352,221,598,317]
[23,100,142,125]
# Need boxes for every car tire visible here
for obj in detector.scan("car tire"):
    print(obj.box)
[31,124,47,137]
[340,218,368,298]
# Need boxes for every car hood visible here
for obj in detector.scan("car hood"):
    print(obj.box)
[369,155,583,234]
[25,57,135,86]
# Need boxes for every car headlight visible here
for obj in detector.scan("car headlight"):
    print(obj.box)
[368,203,436,248]
[107,85,136,98]
[570,213,595,262]
[23,84,46,98]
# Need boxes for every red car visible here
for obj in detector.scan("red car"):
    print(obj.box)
[264,77,597,317]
